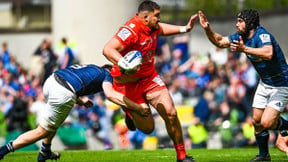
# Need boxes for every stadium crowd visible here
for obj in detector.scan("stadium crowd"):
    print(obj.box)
[0,33,284,151]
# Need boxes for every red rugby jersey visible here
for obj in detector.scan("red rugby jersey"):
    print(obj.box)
[111,14,161,78]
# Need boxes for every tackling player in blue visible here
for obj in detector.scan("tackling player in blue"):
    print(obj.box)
[0,64,148,162]
[199,9,288,161]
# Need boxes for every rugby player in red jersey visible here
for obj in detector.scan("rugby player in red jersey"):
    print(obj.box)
[103,1,197,161]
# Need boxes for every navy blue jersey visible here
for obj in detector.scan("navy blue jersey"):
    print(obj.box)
[229,26,288,86]
[54,64,113,96]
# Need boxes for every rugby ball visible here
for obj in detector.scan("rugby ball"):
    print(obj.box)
[120,50,142,75]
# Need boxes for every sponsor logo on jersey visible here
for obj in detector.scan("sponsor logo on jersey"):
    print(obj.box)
[152,76,165,86]
[118,28,131,41]
[129,23,135,28]
[140,41,147,46]
[259,34,271,43]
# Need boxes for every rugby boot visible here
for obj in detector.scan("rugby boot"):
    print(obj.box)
[177,155,196,162]
[37,151,61,162]
[249,154,271,162]
[125,114,136,131]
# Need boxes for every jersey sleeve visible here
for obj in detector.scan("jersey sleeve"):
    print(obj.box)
[103,72,113,83]
[114,26,138,48]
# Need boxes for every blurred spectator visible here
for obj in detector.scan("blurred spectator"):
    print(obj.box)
[155,37,171,74]
[128,129,147,149]
[32,38,57,81]
[1,42,11,67]
[193,90,211,125]
[89,94,113,150]
[168,48,183,77]
[59,37,75,69]
[168,78,184,106]
[208,47,228,67]
[235,116,256,147]
[239,60,258,110]
[206,75,227,105]
[182,73,202,99]
[4,55,18,75]
[187,120,208,149]
[173,33,190,65]
[5,95,30,132]
[29,88,46,125]
[226,71,247,121]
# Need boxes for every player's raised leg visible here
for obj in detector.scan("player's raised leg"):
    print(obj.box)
[146,88,195,162]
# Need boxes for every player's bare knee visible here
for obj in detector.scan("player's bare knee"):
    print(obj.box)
[261,120,273,129]
[36,125,50,138]
[140,125,154,134]
[137,121,154,134]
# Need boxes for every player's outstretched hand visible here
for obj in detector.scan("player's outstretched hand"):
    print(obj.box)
[186,14,198,32]
[230,36,246,52]
[198,11,209,29]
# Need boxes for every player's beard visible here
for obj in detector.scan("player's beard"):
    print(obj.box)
[237,27,245,34]
[150,23,159,31]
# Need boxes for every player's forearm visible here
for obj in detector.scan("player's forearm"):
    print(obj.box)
[61,55,69,69]
[204,26,229,48]
[243,46,273,60]
[103,48,122,65]
[106,91,142,111]
[103,39,124,65]
[159,23,188,36]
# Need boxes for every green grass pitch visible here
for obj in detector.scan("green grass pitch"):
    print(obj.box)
[1,147,288,162]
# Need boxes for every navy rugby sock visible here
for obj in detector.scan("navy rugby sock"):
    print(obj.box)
[255,130,269,157]
[40,142,51,157]
[276,117,288,130]
[0,141,14,156]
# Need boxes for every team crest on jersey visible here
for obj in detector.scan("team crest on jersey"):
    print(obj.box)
[118,28,131,41]
[144,50,153,63]
[259,34,270,43]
